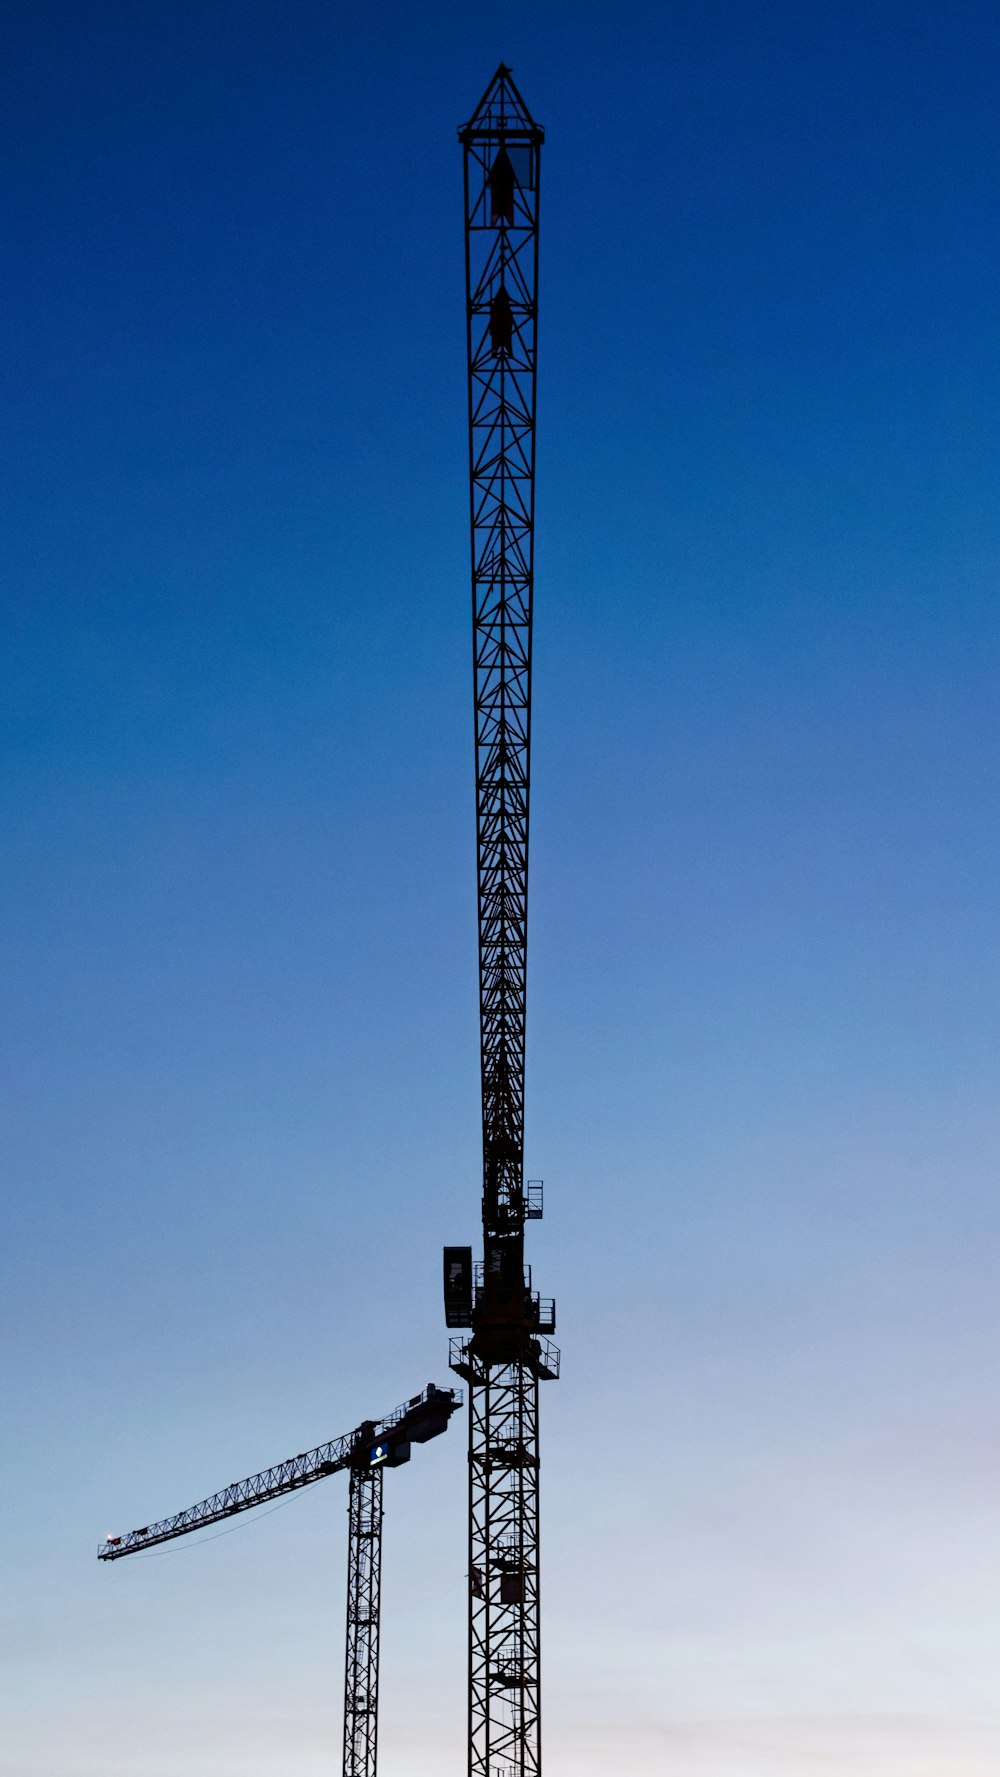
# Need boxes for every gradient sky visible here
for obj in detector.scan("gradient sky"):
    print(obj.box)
[3,3,1000,1774]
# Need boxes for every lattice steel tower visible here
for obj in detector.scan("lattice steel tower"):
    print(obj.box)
[343,1440,383,1777]
[445,64,559,1777]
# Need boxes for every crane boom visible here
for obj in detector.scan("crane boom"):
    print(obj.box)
[468,63,539,1279]
[98,1385,459,1560]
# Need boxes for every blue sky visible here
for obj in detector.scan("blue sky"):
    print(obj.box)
[2,3,999,1773]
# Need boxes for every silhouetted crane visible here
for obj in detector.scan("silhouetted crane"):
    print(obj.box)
[99,1383,460,1777]
[444,65,558,1777]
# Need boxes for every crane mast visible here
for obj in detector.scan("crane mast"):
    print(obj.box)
[447,64,559,1777]
[343,1457,383,1777]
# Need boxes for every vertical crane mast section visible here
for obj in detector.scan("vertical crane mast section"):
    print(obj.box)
[343,1460,383,1777]
[449,66,559,1777]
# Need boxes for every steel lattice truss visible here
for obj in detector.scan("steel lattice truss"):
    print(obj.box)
[463,64,542,1246]
[343,1464,383,1777]
[96,1391,437,1560]
[467,1357,541,1777]
[452,66,559,1777]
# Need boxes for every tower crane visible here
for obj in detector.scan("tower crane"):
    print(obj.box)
[444,66,558,1777]
[99,1383,460,1777]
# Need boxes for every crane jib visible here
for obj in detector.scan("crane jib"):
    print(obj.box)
[467,76,540,1274]
[97,1386,460,1560]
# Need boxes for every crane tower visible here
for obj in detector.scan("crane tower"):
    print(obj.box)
[445,65,558,1777]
